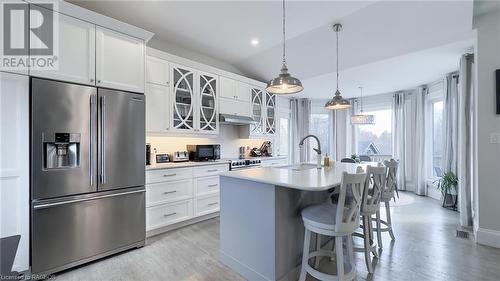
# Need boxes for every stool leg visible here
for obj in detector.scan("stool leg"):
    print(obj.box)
[385,201,395,241]
[347,234,354,272]
[363,216,373,273]
[335,236,344,278]
[315,233,321,268]
[368,215,378,258]
[376,211,383,249]
[299,229,311,281]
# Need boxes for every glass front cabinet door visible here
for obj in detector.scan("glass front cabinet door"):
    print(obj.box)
[251,88,264,135]
[198,72,218,134]
[171,64,195,131]
[265,92,276,134]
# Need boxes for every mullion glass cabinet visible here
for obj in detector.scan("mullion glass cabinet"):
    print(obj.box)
[170,63,218,134]
[265,92,276,134]
[198,72,218,134]
[251,88,264,134]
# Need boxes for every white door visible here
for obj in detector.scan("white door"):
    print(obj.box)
[219,76,236,99]
[30,11,96,85]
[265,92,276,134]
[146,56,169,86]
[0,72,30,271]
[250,88,264,135]
[96,27,145,93]
[197,72,218,134]
[145,83,169,133]
[170,64,195,132]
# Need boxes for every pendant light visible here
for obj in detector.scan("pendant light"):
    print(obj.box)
[351,87,375,125]
[266,0,303,95]
[325,23,351,110]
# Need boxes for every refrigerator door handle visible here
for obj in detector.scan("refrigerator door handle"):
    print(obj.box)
[100,95,106,185]
[90,94,96,186]
[33,189,145,210]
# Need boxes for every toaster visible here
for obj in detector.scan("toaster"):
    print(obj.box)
[172,151,189,162]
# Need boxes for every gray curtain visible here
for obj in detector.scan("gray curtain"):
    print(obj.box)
[413,87,427,195]
[290,98,311,164]
[457,54,474,227]
[442,73,460,176]
[392,92,407,191]
[332,98,357,161]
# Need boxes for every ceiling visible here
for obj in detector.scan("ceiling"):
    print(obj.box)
[69,0,475,99]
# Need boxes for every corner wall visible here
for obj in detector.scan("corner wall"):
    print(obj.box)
[473,10,500,247]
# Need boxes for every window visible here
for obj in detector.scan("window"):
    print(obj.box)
[356,109,392,157]
[431,101,443,177]
[309,113,330,160]
[278,117,290,156]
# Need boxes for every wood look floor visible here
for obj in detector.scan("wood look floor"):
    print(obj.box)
[54,192,500,281]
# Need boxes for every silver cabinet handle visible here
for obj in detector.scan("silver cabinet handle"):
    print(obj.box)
[97,80,101,84]
[163,173,177,177]
[100,95,106,185]
[208,184,218,187]
[33,189,145,209]
[89,94,97,186]
[163,212,177,217]
[208,202,218,206]
[207,169,218,172]
[163,190,177,195]
[90,78,94,83]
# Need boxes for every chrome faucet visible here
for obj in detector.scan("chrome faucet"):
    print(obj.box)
[299,134,322,169]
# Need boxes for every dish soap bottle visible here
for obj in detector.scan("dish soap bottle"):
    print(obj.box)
[323,153,330,167]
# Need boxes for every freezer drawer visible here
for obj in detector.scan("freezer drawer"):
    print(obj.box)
[31,188,145,275]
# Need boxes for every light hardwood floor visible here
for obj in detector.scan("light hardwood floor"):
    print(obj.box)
[55,192,500,281]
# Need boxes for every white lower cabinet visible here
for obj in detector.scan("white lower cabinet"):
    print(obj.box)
[145,164,229,233]
[260,157,289,167]
[195,194,220,217]
[146,199,193,231]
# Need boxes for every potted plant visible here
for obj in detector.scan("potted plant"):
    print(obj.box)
[351,153,360,163]
[434,171,458,210]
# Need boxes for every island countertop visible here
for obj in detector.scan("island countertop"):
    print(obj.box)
[221,162,372,191]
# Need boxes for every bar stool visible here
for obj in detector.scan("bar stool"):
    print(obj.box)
[353,164,386,273]
[374,159,398,249]
[299,170,367,281]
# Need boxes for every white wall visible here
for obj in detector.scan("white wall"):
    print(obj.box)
[473,10,500,247]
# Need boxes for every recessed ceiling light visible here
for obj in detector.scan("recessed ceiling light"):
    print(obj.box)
[251,39,259,46]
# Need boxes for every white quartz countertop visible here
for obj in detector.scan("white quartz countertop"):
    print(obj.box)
[146,160,230,170]
[221,162,373,191]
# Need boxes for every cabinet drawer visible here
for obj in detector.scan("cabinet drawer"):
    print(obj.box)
[146,199,193,231]
[193,164,229,178]
[261,158,288,167]
[146,167,193,184]
[146,179,193,207]
[195,194,220,217]
[195,176,219,196]
[220,98,250,117]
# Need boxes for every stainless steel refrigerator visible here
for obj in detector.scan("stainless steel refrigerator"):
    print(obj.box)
[30,78,146,275]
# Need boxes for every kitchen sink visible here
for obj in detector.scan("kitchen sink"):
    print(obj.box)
[277,163,319,171]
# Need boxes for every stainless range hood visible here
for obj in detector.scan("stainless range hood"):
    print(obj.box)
[219,114,257,125]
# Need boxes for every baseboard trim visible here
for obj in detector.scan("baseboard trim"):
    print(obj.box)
[476,227,500,248]
[219,250,271,281]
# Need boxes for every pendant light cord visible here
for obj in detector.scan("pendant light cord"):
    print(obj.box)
[282,0,286,66]
[336,29,339,91]
[359,87,364,113]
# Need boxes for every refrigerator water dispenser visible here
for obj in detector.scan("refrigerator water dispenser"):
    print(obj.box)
[43,133,80,169]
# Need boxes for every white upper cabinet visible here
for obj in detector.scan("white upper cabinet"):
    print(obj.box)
[235,82,250,102]
[30,11,95,85]
[146,56,169,86]
[170,64,195,132]
[145,83,169,133]
[197,72,219,134]
[250,88,264,135]
[220,76,250,102]
[96,27,145,93]
[265,92,276,134]
[220,99,250,117]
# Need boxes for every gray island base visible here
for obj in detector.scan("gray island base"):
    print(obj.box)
[219,176,330,281]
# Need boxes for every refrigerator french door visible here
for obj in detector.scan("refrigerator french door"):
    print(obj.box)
[30,78,146,275]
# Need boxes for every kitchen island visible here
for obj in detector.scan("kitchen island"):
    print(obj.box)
[219,163,365,281]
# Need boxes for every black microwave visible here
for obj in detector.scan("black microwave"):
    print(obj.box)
[187,144,221,161]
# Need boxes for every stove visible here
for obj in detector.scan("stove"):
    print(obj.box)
[230,158,262,170]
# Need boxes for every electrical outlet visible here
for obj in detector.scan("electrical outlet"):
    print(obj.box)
[490,133,500,144]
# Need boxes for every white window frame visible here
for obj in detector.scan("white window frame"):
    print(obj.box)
[425,81,444,182]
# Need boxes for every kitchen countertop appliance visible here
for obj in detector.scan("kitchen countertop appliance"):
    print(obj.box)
[186,144,221,161]
[30,78,146,276]
[229,159,262,170]
[172,151,189,162]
